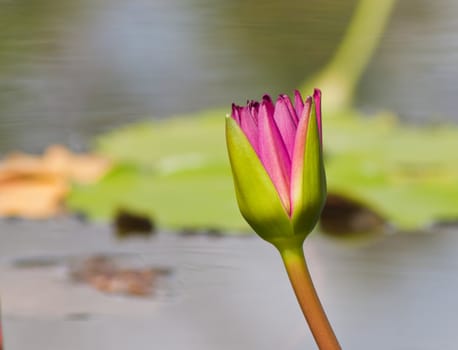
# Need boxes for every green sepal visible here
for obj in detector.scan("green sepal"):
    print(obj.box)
[291,103,327,237]
[225,117,294,245]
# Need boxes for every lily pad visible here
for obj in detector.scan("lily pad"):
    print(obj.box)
[67,108,458,232]
[324,111,458,229]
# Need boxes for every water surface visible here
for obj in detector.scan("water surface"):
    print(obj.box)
[1,0,458,152]
[1,219,458,349]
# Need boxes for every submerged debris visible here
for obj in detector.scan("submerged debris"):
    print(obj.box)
[320,193,387,237]
[114,209,155,239]
[70,255,170,297]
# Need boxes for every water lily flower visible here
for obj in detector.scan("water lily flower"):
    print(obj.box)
[226,89,340,350]
[226,89,326,250]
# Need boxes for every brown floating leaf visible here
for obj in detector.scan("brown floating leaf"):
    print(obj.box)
[43,145,112,184]
[320,193,387,237]
[0,174,68,218]
[0,145,112,218]
[71,255,170,297]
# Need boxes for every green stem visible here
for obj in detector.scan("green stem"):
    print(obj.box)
[279,246,341,350]
[301,0,397,111]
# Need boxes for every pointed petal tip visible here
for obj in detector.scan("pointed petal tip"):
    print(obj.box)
[231,103,241,123]
[312,89,323,143]
[278,94,294,108]
[312,88,322,109]
[262,94,273,103]
[276,94,286,104]
[249,100,260,113]
[261,94,275,117]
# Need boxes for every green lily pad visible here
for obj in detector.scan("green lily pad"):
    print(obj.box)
[67,108,458,232]
[68,110,248,232]
[324,111,458,229]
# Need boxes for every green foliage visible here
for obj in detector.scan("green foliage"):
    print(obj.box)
[325,111,458,229]
[67,108,458,232]
[68,110,248,231]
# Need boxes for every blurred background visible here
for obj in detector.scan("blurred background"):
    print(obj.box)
[2,0,458,349]
[1,0,458,152]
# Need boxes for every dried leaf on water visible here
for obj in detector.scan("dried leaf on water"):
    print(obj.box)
[0,145,112,218]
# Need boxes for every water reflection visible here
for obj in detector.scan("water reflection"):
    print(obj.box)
[0,0,457,152]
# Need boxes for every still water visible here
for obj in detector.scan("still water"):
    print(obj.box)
[2,219,458,349]
[1,0,458,152]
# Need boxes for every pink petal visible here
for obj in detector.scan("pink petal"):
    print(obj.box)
[294,90,304,120]
[273,95,298,159]
[249,101,260,122]
[281,94,298,125]
[290,96,312,215]
[298,95,312,123]
[258,98,291,214]
[231,104,241,125]
[262,94,275,116]
[239,105,259,154]
[313,88,322,144]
